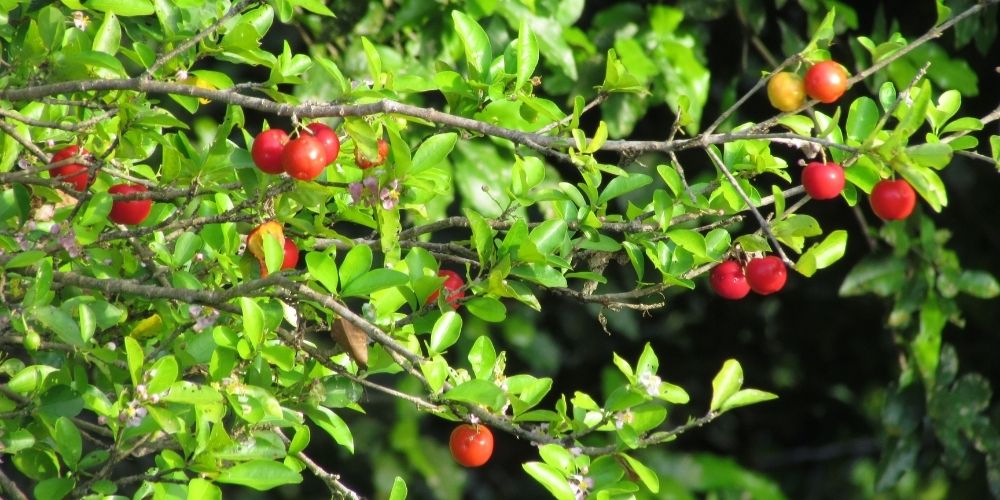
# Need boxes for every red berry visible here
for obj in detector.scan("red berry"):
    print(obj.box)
[306,123,341,165]
[801,161,845,200]
[745,256,787,295]
[51,145,93,192]
[804,61,849,104]
[282,237,299,270]
[355,139,389,169]
[870,179,917,220]
[709,260,751,300]
[427,269,466,309]
[282,135,328,181]
[251,129,289,174]
[108,184,152,225]
[449,424,493,467]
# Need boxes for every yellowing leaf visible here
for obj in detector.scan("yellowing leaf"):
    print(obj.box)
[247,221,284,274]
[129,313,163,339]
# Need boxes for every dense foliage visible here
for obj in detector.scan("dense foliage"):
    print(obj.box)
[1,0,999,498]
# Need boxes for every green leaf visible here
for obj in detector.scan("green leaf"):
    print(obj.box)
[846,97,879,143]
[992,136,1000,169]
[304,405,354,453]
[620,453,660,493]
[34,478,74,500]
[941,116,983,135]
[718,389,779,412]
[914,297,946,387]
[78,305,95,345]
[802,8,837,53]
[124,336,143,387]
[710,359,743,412]
[172,232,203,267]
[451,11,492,80]
[523,462,574,500]
[216,460,303,491]
[839,257,907,297]
[388,477,408,500]
[466,208,496,264]
[468,335,497,380]
[85,0,155,16]
[360,37,382,87]
[667,229,708,259]
[411,133,457,174]
[6,365,57,393]
[294,0,335,17]
[429,311,463,355]
[897,162,947,211]
[262,233,283,276]
[879,82,897,112]
[306,251,339,294]
[957,270,1000,298]
[796,230,848,277]
[895,81,932,140]
[905,143,953,170]
[161,381,223,405]
[340,269,409,297]
[32,306,83,347]
[444,379,507,410]
[529,220,567,255]
[598,174,653,205]
[653,190,673,229]
[187,478,222,500]
[92,12,121,54]
[510,263,567,287]
[4,250,46,269]
[147,356,178,394]
[239,297,264,349]
[516,20,539,90]
[54,417,82,469]
[339,245,373,286]
[538,444,574,472]
[420,356,448,394]
[465,297,507,323]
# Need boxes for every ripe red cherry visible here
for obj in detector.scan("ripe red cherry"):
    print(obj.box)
[766,72,806,112]
[427,269,466,309]
[709,260,750,300]
[282,237,299,270]
[449,424,493,467]
[870,179,917,220]
[51,145,93,192]
[804,61,849,104]
[355,139,389,169]
[801,161,845,200]
[306,123,340,165]
[282,135,328,181]
[108,184,152,225]
[745,256,787,295]
[251,129,289,174]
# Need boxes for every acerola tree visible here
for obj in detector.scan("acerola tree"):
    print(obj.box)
[1,0,999,499]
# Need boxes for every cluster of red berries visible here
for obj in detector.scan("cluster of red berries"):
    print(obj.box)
[766,60,918,221]
[50,145,152,226]
[252,123,390,180]
[710,256,787,300]
[251,123,340,180]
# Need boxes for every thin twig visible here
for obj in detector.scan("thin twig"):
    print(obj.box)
[704,147,792,265]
